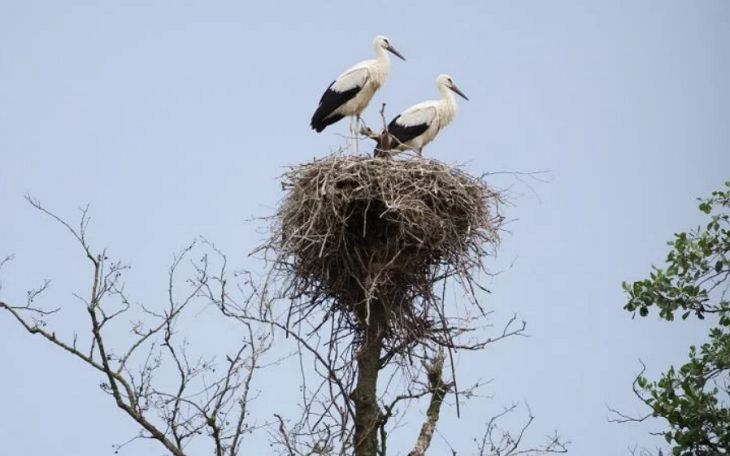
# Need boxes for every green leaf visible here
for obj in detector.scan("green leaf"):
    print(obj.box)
[621,183,730,455]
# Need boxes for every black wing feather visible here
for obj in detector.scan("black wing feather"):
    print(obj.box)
[310,81,362,132]
[387,115,430,146]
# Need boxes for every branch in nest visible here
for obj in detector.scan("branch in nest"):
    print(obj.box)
[357,102,397,158]
[359,125,395,158]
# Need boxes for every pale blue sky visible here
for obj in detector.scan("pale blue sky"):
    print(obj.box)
[1,1,728,455]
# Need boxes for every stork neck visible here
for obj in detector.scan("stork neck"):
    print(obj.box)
[375,46,391,65]
[439,84,457,107]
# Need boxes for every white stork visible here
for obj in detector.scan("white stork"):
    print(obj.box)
[310,35,405,135]
[386,74,468,156]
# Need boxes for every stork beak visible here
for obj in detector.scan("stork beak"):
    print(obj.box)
[386,44,406,61]
[449,84,469,101]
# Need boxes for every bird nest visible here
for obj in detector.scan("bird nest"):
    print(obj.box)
[269,153,503,352]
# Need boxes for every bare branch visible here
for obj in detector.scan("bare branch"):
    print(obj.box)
[1,200,272,456]
[475,403,569,456]
[407,351,450,456]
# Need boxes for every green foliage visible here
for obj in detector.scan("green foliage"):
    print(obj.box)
[624,182,730,321]
[624,182,730,455]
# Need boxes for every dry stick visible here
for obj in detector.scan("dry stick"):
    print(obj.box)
[274,414,296,456]
[438,275,461,419]
[221,309,357,423]
[359,103,395,158]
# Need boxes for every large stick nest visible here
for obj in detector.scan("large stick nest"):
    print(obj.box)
[270,154,503,351]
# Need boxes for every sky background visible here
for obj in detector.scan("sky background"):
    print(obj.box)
[1,1,729,454]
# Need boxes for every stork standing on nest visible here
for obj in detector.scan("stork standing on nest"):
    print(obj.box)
[310,35,406,144]
[385,74,468,156]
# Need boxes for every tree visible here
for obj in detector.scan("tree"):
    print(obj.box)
[1,156,567,456]
[616,182,730,455]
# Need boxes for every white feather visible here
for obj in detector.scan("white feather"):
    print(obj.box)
[395,102,438,127]
[330,58,389,118]
[390,75,464,152]
[330,66,370,93]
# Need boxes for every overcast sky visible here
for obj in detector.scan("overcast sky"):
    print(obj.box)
[1,1,729,455]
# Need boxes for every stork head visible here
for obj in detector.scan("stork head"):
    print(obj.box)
[437,74,469,101]
[373,35,406,61]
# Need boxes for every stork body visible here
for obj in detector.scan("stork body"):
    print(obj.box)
[387,74,468,155]
[310,36,405,133]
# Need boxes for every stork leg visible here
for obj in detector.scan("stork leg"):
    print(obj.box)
[356,115,364,154]
[418,147,423,157]
[352,116,360,154]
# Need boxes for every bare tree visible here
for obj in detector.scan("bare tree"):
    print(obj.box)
[2,155,568,456]
[1,197,269,456]
[253,154,567,455]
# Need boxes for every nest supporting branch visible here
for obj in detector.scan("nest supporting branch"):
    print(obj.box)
[268,153,503,455]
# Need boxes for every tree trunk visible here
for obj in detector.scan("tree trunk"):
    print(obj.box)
[352,301,386,456]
